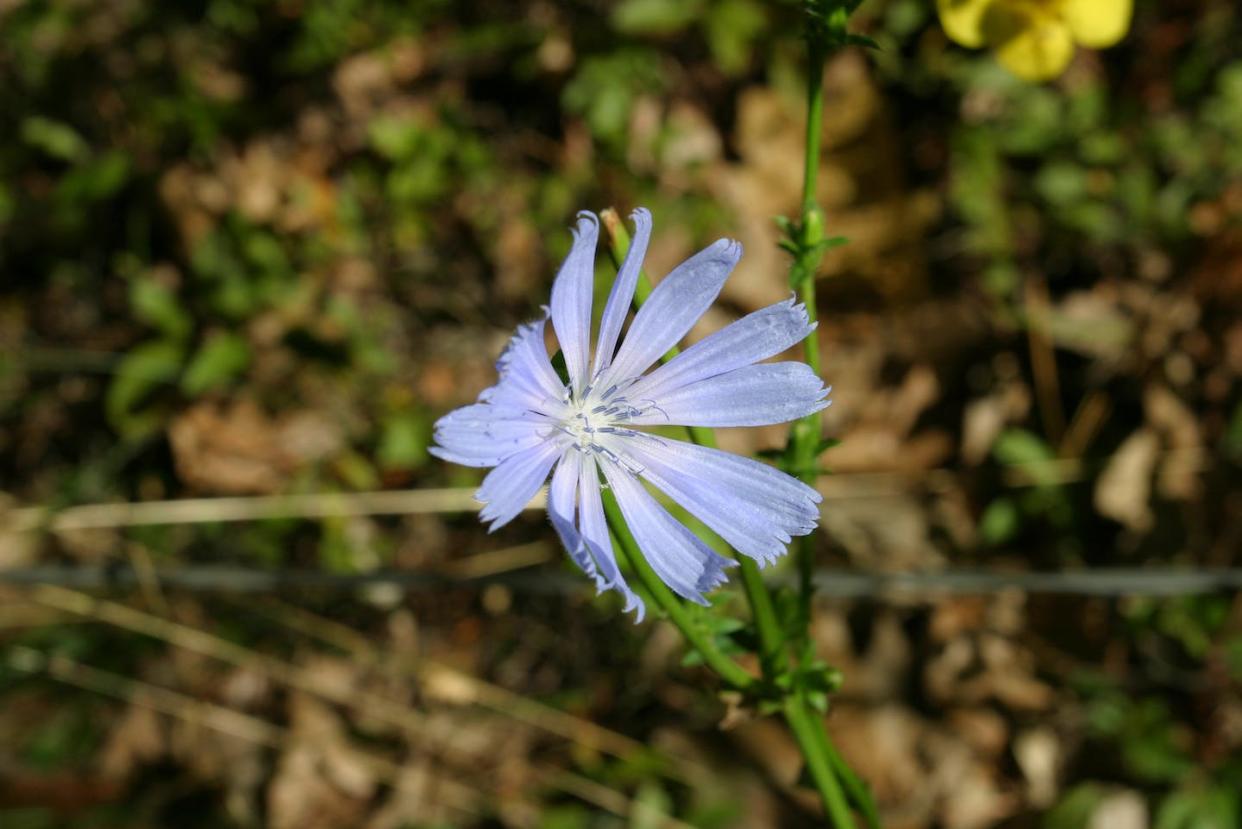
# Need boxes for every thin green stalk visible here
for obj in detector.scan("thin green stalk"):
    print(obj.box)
[784,693,858,829]
[601,209,789,678]
[781,19,880,825]
[603,209,863,825]
[790,38,830,668]
[601,490,756,692]
[822,733,881,828]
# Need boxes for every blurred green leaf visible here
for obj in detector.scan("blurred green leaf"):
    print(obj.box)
[563,51,664,145]
[993,429,1057,484]
[21,116,90,162]
[980,496,1020,544]
[1035,161,1089,208]
[705,0,767,74]
[105,340,185,437]
[631,781,675,829]
[377,410,431,470]
[369,115,426,162]
[538,805,590,829]
[335,450,380,490]
[55,150,130,202]
[181,331,251,396]
[1044,783,1106,829]
[1225,636,1242,682]
[612,0,702,34]
[1156,786,1240,829]
[130,275,191,340]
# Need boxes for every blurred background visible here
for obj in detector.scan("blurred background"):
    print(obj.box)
[1,0,1241,827]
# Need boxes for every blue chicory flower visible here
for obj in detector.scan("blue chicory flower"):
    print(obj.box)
[430,208,830,619]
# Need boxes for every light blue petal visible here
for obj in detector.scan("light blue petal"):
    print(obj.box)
[600,458,735,605]
[547,451,598,581]
[476,439,562,531]
[549,212,599,397]
[592,207,652,377]
[577,453,644,620]
[627,297,814,402]
[601,238,742,388]
[484,316,566,414]
[548,452,645,620]
[626,363,830,428]
[429,403,550,467]
[616,434,821,566]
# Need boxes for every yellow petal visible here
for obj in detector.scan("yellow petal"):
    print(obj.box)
[984,5,1075,82]
[937,0,995,48]
[1061,0,1132,48]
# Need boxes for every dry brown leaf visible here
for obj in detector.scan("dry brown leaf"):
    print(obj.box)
[1088,790,1148,829]
[168,400,344,494]
[1144,384,1203,500]
[100,702,165,781]
[1014,727,1061,808]
[268,694,376,829]
[1094,427,1159,531]
[832,704,925,803]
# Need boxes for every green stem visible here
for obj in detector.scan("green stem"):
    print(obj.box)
[601,490,756,693]
[601,186,860,825]
[802,43,827,219]
[601,209,790,675]
[783,694,858,829]
[735,557,785,680]
[822,735,881,829]
[790,39,828,668]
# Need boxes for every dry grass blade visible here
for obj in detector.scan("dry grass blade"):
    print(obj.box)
[23,585,700,824]
[4,488,546,533]
[4,644,484,817]
[1,444,1213,540]
[239,597,687,771]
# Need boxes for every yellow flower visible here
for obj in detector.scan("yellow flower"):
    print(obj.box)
[937,0,1132,81]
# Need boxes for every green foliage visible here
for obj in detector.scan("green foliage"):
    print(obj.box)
[679,609,747,668]
[611,0,704,35]
[980,429,1073,546]
[129,273,192,341]
[377,409,432,471]
[21,116,91,163]
[1088,694,1193,783]
[181,331,251,396]
[1044,783,1106,829]
[706,0,769,74]
[563,51,666,146]
[105,339,186,437]
[1155,785,1240,829]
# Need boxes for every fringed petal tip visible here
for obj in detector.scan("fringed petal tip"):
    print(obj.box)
[573,210,599,235]
[597,576,648,624]
[688,560,736,605]
[719,238,743,262]
[623,593,646,623]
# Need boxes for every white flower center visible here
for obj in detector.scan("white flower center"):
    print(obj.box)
[560,391,620,452]
[554,380,659,457]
